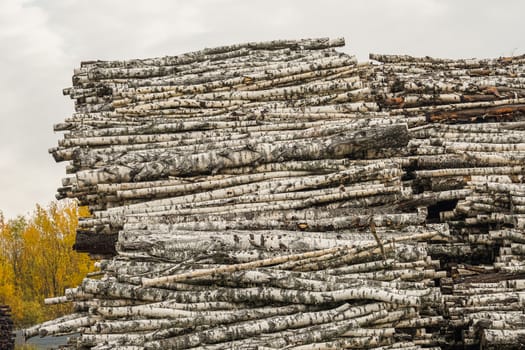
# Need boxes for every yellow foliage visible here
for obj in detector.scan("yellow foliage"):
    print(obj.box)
[0,200,94,328]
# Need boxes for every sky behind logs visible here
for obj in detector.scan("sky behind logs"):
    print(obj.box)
[0,0,523,218]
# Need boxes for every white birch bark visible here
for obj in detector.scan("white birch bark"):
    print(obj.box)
[24,313,88,339]
[44,37,525,350]
[75,123,409,186]
[144,306,390,349]
[37,316,98,337]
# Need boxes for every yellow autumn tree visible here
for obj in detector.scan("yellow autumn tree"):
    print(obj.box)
[0,201,94,327]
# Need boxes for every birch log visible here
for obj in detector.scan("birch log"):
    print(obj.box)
[35,36,525,349]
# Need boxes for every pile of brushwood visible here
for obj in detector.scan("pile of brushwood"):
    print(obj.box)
[27,37,525,349]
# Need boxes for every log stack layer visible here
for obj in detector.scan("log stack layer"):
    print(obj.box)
[30,38,525,349]
[0,305,15,350]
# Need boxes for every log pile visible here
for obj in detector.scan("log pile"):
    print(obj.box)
[0,305,15,350]
[370,52,525,349]
[28,37,525,348]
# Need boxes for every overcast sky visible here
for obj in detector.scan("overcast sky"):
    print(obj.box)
[0,0,523,219]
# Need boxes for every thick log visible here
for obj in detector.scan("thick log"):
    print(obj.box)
[481,329,525,349]
[75,123,409,186]
[142,231,437,286]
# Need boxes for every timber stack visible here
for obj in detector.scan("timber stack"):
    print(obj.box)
[0,305,15,350]
[29,37,525,349]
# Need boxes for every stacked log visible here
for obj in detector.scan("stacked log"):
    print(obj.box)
[36,237,447,349]
[0,305,15,350]
[28,38,525,348]
[369,53,525,348]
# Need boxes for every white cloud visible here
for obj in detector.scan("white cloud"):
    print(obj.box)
[0,0,68,218]
[0,0,64,67]
[41,0,210,60]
